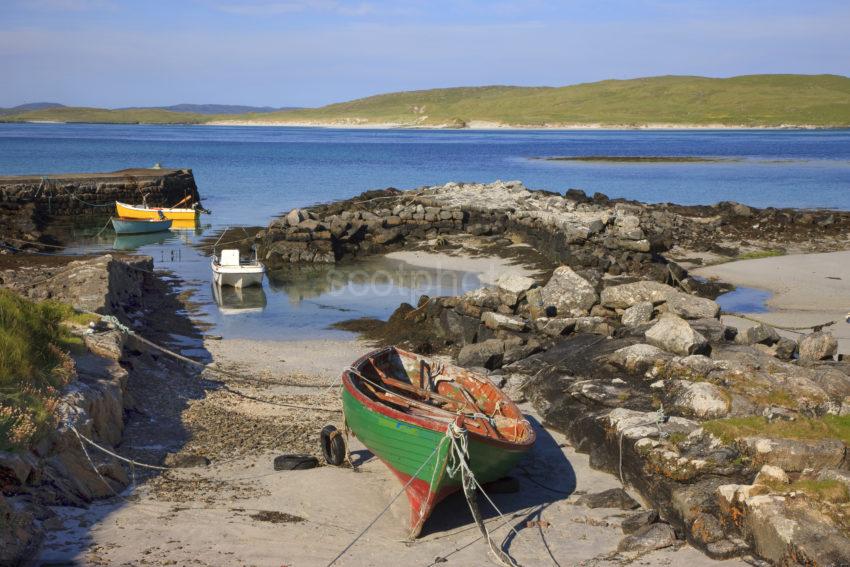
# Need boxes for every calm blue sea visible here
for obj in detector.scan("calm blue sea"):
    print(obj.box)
[1,124,850,229]
[1,124,847,339]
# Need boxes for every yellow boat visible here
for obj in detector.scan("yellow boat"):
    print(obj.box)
[115,200,200,221]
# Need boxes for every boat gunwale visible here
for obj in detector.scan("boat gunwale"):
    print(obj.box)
[115,201,198,215]
[342,346,535,452]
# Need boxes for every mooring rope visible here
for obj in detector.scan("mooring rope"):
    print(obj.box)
[723,311,838,334]
[325,440,446,567]
[69,422,170,471]
[447,422,520,567]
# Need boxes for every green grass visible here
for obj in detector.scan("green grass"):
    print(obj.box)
[0,290,81,451]
[3,74,850,127]
[703,415,850,446]
[736,249,785,260]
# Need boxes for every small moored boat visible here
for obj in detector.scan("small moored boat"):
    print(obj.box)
[341,346,535,538]
[211,248,265,288]
[115,194,207,221]
[111,217,172,235]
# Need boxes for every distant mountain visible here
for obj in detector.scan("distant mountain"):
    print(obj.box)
[118,104,302,115]
[0,102,65,116]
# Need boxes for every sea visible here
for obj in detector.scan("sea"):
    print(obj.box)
[1,124,848,339]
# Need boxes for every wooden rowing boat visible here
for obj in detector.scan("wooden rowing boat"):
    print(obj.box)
[342,346,535,538]
[115,200,199,221]
[111,217,172,235]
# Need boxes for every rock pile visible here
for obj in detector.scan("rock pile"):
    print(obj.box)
[367,261,849,564]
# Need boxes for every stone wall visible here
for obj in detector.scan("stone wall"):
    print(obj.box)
[0,168,200,217]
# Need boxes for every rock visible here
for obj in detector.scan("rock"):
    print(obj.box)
[609,344,669,373]
[753,464,789,485]
[665,293,720,320]
[574,316,613,336]
[502,374,527,403]
[621,509,658,534]
[536,317,576,337]
[538,266,598,316]
[0,451,33,486]
[617,522,676,552]
[285,208,306,226]
[771,337,796,360]
[576,488,640,510]
[741,437,845,472]
[494,274,535,306]
[689,512,725,545]
[817,468,850,491]
[600,280,677,309]
[689,318,730,342]
[273,454,319,471]
[457,339,505,370]
[645,315,709,356]
[481,311,526,332]
[666,380,729,419]
[741,323,780,346]
[621,301,654,327]
[798,331,838,361]
[164,453,210,468]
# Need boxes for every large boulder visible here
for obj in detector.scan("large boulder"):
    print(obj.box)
[609,344,670,373]
[617,523,677,552]
[645,315,709,356]
[665,293,720,320]
[481,311,526,332]
[536,266,598,316]
[600,281,676,309]
[621,301,654,327]
[666,380,729,419]
[741,323,780,346]
[798,331,838,361]
[494,274,535,307]
[457,339,505,369]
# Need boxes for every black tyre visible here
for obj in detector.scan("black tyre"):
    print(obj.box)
[320,425,346,466]
[273,453,319,471]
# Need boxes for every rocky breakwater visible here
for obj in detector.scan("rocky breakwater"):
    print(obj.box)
[257,180,850,274]
[0,168,200,252]
[362,265,850,564]
[256,181,680,279]
[0,254,161,565]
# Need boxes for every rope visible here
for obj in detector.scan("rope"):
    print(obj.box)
[617,406,667,485]
[69,192,116,208]
[325,440,445,566]
[723,311,838,334]
[447,423,520,567]
[69,422,169,471]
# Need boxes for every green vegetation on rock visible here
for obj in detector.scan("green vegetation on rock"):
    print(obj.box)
[703,415,850,446]
[0,290,80,450]
[3,74,849,127]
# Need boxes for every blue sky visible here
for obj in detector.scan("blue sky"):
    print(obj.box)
[2,0,849,108]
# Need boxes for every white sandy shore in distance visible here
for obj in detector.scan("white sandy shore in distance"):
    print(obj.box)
[202,119,826,130]
[384,249,541,285]
[694,251,850,352]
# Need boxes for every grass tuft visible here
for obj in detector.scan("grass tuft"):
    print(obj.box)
[736,249,785,260]
[0,289,80,451]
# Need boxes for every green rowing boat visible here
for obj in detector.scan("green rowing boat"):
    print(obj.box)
[342,346,535,537]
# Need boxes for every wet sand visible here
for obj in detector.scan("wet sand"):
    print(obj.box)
[37,333,746,566]
[694,250,850,352]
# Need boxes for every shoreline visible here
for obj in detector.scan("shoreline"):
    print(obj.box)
[694,250,850,351]
[7,119,848,130]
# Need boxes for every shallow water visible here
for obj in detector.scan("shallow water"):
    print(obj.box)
[5,124,846,338]
[715,286,772,314]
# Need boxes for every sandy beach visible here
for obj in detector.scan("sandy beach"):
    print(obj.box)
[36,331,747,566]
[694,251,850,352]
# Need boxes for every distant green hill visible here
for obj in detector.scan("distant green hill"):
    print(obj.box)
[0,106,216,124]
[4,75,850,127]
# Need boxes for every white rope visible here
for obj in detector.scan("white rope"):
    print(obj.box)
[617,406,667,485]
[69,422,170,471]
[446,423,520,567]
[325,439,446,566]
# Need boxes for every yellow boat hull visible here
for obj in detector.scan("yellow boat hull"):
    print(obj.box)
[116,201,199,221]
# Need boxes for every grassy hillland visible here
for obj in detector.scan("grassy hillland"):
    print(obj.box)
[3,74,850,128]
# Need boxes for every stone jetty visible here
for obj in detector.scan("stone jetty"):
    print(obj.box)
[0,168,199,251]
